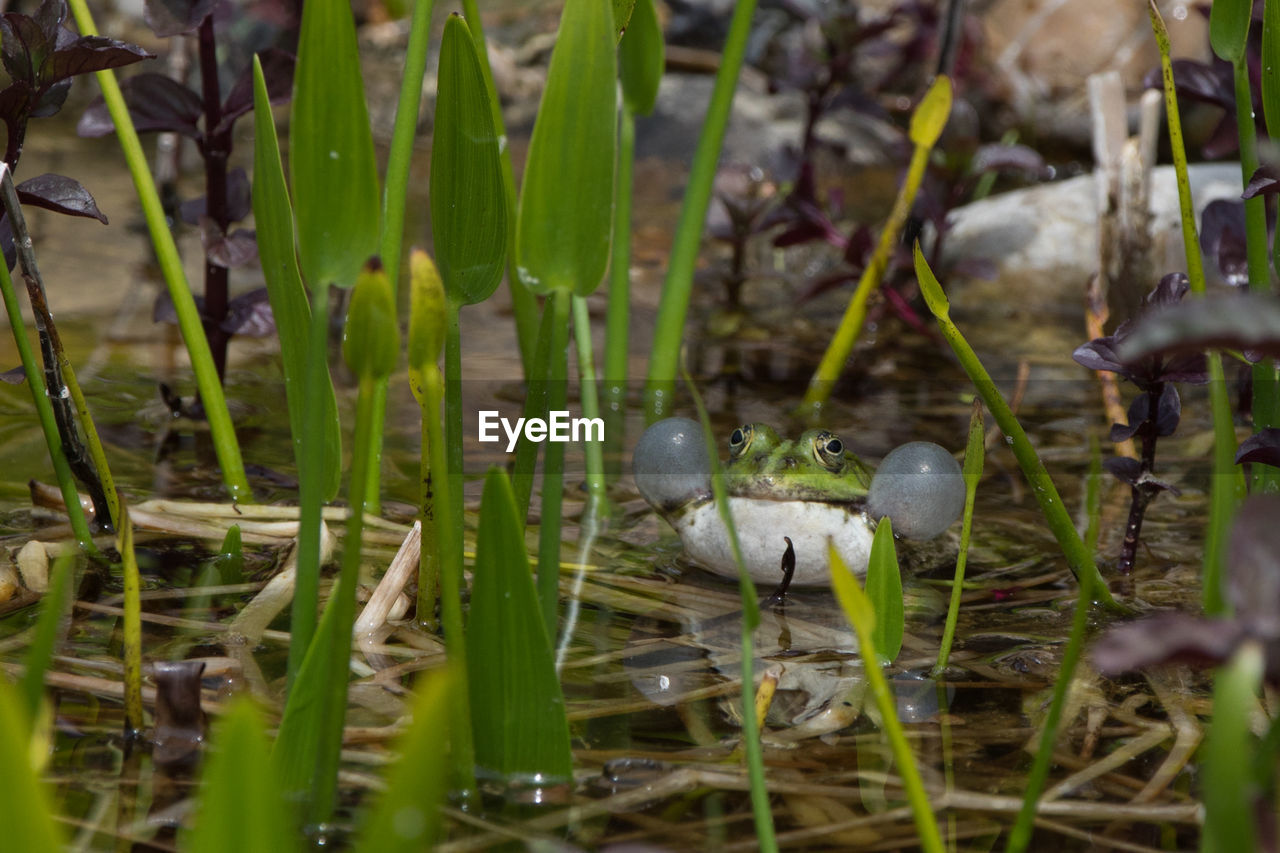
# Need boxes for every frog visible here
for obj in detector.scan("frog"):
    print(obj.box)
[632,417,964,587]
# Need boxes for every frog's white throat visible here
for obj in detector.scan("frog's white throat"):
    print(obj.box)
[669,497,877,587]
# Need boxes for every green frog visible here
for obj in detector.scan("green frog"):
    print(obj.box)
[633,418,963,587]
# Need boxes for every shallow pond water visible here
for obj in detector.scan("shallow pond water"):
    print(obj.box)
[0,45,1221,853]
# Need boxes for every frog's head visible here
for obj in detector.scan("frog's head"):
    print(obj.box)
[724,423,871,503]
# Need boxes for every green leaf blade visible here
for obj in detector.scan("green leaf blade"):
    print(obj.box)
[908,75,952,149]
[290,0,381,288]
[0,683,63,852]
[252,55,342,501]
[613,0,636,39]
[1210,0,1250,64]
[620,0,663,116]
[186,700,297,853]
[516,0,617,296]
[466,468,573,780]
[865,519,904,664]
[431,15,508,306]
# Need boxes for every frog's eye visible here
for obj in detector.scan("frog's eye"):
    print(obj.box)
[813,431,846,472]
[728,425,753,459]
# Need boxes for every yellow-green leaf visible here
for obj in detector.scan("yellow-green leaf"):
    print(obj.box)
[620,0,663,116]
[407,248,446,384]
[913,241,950,318]
[291,0,380,288]
[908,75,952,149]
[0,681,62,852]
[431,15,507,306]
[516,0,617,296]
[252,55,342,501]
[865,518,904,664]
[343,258,400,380]
[613,0,636,39]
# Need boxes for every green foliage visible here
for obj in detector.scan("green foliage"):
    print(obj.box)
[619,0,663,116]
[20,554,74,723]
[290,0,380,288]
[613,0,636,38]
[914,244,1120,611]
[829,545,944,853]
[467,468,573,781]
[354,669,455,852]
[0,680,62,851]
[432,15,508,306]
[184,700,297,853]
[408,249,447,385]
[1264,0,1280,150]
[516,0,616,296]
[908,74,952,147]
[934,402,985,676]
[865,520,904,664]
[343,259,400,380]
[1202,643,1264,853]
[1209,0,1250,64]
[252,55,341,501]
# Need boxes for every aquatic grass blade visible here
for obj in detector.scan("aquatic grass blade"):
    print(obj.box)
[0,236,95,551]
[933,401,984,677]
[275,261,396,823]
[1202,641,1264,853]
[290,0,380,289]
[466,468,572,781]
[645,0,759,420]
[64,0,250,502]
[185,700,296,853]
[1209,0,1250,64]
[408,250,445,625]
[1148,1,1244,612]
[829,544,944,853]
[19,553,74,722]
[252,55,341,501]
[117,502,144,736]
[914,244,1120,611]
[682,366,777,852]
[1264,0,1280,162]
[865,519,904,664]
[432,15,508,307]
[619,0,663,116]
[612,0,636,37]
[353,669,455,852]
[515,0,616,296]
[801,75,952,412]
[0,680,63,851]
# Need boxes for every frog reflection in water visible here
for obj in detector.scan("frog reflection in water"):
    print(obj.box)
[632,418,964,587]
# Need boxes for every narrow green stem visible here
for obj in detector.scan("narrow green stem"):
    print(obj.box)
[445,300,465,540]
[287,282,330,689]
[118,504,144,737]
[416,408,441,631]
[424,365,476,794]
[683,366,776,853]
[307,373,378,826]
[1149,1,1244,612]
[1233,59,1280,492]
[67,0,250,502]
[644,0,759,422]
[536,289,572,635]
[603,107,636,481]
[572,295,607,515]
[916,250,1120,610]
[802,141,932,413]
[933,402,984,676]
[0,254,96,552]
[364,0,438,515]
[19,554,75,721]
[1004,571,1094,853]
[461,0,538,376]
[514,300,558,519]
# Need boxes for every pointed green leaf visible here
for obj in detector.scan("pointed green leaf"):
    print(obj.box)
[0,681,63,851]
[408,248,447,387]
[1203,642,1264,853]
[343,258,400,380]
[865,519,904,664]
[1263,0,1280,142]
[908,75,952,149]
[290,0,380,288]
[516,0,617,296]
[466,468,572,780]
[913,241,950,318]
[20,554,74,721]
[354,669,455,852]
[830,542,876,643]
[1210,0,1250,64]
[431,15,508,306]
[252,55,342,501]
[185,700,296,853]
[620,0,663,116]
[613,0,636,39]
